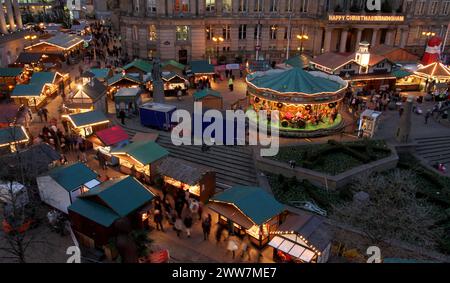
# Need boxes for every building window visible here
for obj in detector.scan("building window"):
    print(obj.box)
[415,1,426,15]
[222,0,232,12]
[148,25,157,40]
[239,24,247,39]
[206,25,214,40]
[286,0,293,12]
[405,0,413,13]
[223,25,231,40]
[270,0,278,12]
[134,0,140,12]
[270,25,277,40]
[284,26,291,39]
[443,1,450,15]
[174,0,189,12]
[429,1,438,15]
[299,0,308,13]
[254,0,263,12]
[254,24,262,39]
[147,0,157,12]
[132,25,139,41]
[176,26,190,41]
[206,0,215,12]
[239,0,248,12]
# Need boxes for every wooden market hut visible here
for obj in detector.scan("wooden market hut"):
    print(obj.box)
[122,59,153,80]
[158,71,188,96]
[189,60,215,85]
[12,53,45,71]
[24,33,84,61]
[86,125,130,166]
[193,88,223,110]
[208,186,286,247]
[89,68,113,83]
[161,60,186,75]
[66,110,110,137]
[107,72,144,99]
[268,212,333,263]
[114,87,142,117]
[111,140,169,184]
[10,71,62,110]
[0,126,30,155]
[68,176,155,248]
[0,68,24,93]
[65,78,107,114]
[157,157,216,203]
[37,162,100,214]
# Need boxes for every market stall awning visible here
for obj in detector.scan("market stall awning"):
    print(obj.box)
[0,126,29,147]
[193,88,222,100]
[123,59,153,73]
[414,62,450,80]
[210,186,285,226]
[111,140,169,165]
[162,60,186,71]
[25,33,84,51]
[157,157,212,186]
[30,71,59,85]
[11,84,44,97]
[190,60,215,75]
[208,201,254,229]
[95,126,129,146]
[107,73,143,86]
[89,68,112,80]
[48,162,98,192]
[114,87,141,98]
[69,198,120,227]
[268,235,316,262]
[161,71,187,82]
[392,68,412,79]
[67,110,110,128]
[14,53,45,65]
[0,68,23,77]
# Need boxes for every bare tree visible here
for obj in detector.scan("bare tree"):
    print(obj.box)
[332,170,436,246]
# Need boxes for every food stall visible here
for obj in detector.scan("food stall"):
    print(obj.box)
[111,141,169,184]
[189,60,215,87]
[148,71,188,96]
[157,157,216,203]
[64,78,107,114]
[66,110,110,137]
[161,60,186,75]
[107,72,144,99]
[87,125,130,166]
[413,62,450,91]
[193,88,223,110]
[114,87,142,117]
[208,186,285,247]
[358,110,382,138]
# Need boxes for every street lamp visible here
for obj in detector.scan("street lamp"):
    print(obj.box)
[212,36,224,61]
[296,34,309,54]
[24,34,38,48]
[421,31,436,53]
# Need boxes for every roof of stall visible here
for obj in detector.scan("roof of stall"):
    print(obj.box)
[0,68,23,77]
[190,60,215,74]
[0,126,29,146]
[107,73,143,86]
[161,71,187,82]
[67,110,109,128]
[78,78,107,101]
[27,33,84,50]
[414,62,450,79]
[111,140,169,165]
[193,88,222,100]
[157,157,212,185]
[114,87,141,98]
[15,53,45,65]
[95,126,129,146]
[246,67,346,95]
[48,162,98,192]
[162,60,186,71]
[30,72,58,85]
[89,68,112,80]
[123,59,153,73]
[11,84,45,97]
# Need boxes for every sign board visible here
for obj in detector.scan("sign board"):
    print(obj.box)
[328,15,405,22]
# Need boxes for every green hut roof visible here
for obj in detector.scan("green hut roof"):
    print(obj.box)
[69,198,120,227]
[0,68,23,77]
[123,59,153,73]
[89,68,112,80]
[210,186,285,225]
[82,176,154,217]
[48,162,97,192]
[193,88,222,100]
[111,140,169,165]
[162,60,186,71]
[68,110,109,128]
[0,126,28,146]
[107,73,143,86]
[190,60,215,74]
[392,68,412,79]
[247,67,344,95]
[30,72,57,85]
[11,84,44,97]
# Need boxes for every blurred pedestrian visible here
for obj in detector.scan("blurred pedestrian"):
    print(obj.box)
[154,210,164,232]
[183,214,193,238]
[174,217,183,238]
[202,214,212,240]
[227,235,239,259]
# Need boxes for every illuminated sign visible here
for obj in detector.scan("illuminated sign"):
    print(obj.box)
[328,15,405,22]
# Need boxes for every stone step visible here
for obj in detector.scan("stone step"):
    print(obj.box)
[416,140,450,148]
[415,136,450,143]
[416,147,450,155]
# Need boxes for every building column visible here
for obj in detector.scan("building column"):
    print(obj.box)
[339,29,348,53]
[371,28,379,47]
[323,28,332,53]
[0,4,8,34]
[5,0,16,32]
[400,29,408,48]
[12,0,22,29]
[355,28,363,50]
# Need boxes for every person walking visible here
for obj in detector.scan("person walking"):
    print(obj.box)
[202,214,212,240]
[197,202,203,221]
[37,108,44,122]
[227,235,239,259]
[215,225,224,245]
[119,109,126,125]
[183,214,193,238]
[228,77,234,91]
[78,141,87,163]
[239,236,251,261]
[174,217,183,238]
[153,210,164,232]
[177,87,183,101]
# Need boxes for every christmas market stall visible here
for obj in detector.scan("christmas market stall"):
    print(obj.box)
[65,110,110,137]
[161,59,186,75]
[0,126,30,155]
[122,59,153,80]
[87,125,130,166]
[189,60,215,86]
[111,140,169,184]
[268,212,333,263]
[157,157,216,203]
[413,61,450,91]
[114,87,142,117]
[156,71,188,96]
[88,68,113,83]
[107,72,144,99]
[193,88,223,110]
[246,67,347,137]
[64,78,107,114]
[37,162,100,214]
[68,176,154,248]
[208,186,286,247]
[12,53,45,71]
[24,33,85,63]
[0,68,25,94]
[10,71,63,109]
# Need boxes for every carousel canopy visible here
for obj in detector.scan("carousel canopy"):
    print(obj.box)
[247,67,346,95]
[68,110,109,128]
[193,88,222,100]
[48,162,98,192]
[0,68,23,77]
[111,140,169,165]
[95,126,129,146]
[210,186,284,226]
[157,157,212,186]
[414,62,450,80]
[283,55,310,69]
[122,59,153,74]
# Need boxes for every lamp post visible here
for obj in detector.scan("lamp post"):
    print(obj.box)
[296,34,309,54]
[24,34,37,48]
[212,36,224,62]
[421,31,436,50]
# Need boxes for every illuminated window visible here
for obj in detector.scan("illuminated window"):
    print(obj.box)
[174,0,189,12]
[148,25,157,41]
[176,26,190,41]
[206,25,214,40]
[222,0,232,12]
[223,25,231,40]
[206,0,215,11]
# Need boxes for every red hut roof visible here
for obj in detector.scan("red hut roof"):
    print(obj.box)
[95,126,129,146]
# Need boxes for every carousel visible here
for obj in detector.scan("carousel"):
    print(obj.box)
[246,67,348,137]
